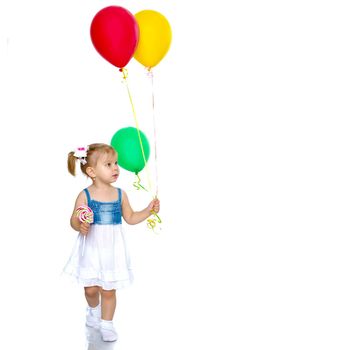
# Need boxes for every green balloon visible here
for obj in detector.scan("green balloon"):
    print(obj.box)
[110,127,150,174]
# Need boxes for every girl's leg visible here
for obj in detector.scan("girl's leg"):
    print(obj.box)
[84,286,102,329]
[84,286,101,307]
[100,289,118,341]
[101,289,116,320]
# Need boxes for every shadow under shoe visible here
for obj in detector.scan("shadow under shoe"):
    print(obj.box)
[86,326,117,350]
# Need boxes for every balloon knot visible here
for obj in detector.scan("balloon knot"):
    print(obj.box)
[146,67,153,78]
[119,68,128,80]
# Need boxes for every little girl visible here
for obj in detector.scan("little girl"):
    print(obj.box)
[63,143,160,342]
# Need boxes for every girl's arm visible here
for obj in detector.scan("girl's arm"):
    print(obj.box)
[70,191,90,234]
[121,190,160,225]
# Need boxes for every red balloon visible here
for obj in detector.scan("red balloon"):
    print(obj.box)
[90,6,139,68]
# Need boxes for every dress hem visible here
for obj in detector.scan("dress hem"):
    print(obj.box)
[62,270,134,291]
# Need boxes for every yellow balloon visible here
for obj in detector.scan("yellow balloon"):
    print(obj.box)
[134,10,172,69]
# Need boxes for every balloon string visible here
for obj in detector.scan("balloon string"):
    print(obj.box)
[119,68,154,196]
[119,68,161,233]
[148,70,162,233]
[147,68,159,198]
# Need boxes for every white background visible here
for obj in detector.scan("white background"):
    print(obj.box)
[1,0,350,349]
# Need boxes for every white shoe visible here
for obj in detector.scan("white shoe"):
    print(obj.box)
[86,305,101,329]
[100,320,118,342]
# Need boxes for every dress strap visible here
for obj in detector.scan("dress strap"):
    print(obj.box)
[84,188,91,206]
[118,188,122,204]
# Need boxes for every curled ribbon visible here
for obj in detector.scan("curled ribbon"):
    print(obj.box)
[133,174,162,233]
[133,173,148,192]
[147,210,162,234]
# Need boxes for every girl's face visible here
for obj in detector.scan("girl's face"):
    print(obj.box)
[94,152,119,184]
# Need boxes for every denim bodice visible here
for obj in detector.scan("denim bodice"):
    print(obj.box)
[84,188,122,225]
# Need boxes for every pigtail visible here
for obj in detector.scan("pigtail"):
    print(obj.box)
[68,144,116,178]
[68,151,77,176]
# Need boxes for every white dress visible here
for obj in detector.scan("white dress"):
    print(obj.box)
[63,187,133,290]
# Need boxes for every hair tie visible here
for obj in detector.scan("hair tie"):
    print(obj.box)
[73,146,89,165]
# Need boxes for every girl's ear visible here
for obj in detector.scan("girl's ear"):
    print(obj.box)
[86,166,95,179]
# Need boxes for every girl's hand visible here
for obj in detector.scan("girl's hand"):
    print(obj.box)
[79,222,90,235]
[148,198,160,214]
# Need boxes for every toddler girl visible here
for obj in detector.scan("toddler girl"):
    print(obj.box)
[63,143,160,342]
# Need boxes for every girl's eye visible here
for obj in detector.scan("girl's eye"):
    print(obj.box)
[115,161,118,165]
[107,163,111,167]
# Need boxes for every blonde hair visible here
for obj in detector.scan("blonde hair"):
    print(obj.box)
[68,143,117,177]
